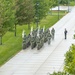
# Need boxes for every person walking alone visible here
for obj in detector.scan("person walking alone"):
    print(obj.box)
[64,28,68,39]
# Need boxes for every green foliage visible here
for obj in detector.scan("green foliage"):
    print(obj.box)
[2,0,15,31]
[64,44,75,74]
[34,0,50,23]
[60,0,68,5]
[49,0,58,7]
[70,1,75,6]
[73,34,75,39]
[50,71,68,75]
[0,0,15,35]
[0,0,15,44]
[0,0,5,36]
[15,0,35,25]
[57,0,75,6]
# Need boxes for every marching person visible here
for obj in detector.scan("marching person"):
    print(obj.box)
[51,28,55,40]
[47,32,52,45]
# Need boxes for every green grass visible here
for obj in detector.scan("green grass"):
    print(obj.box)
[50,10,67,16]
[70,1,75,6]
[0,14,64,66]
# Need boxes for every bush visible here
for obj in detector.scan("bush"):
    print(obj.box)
[50,71,68,75]
[64,44,75,74]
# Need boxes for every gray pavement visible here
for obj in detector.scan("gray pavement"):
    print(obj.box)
[0,7,75,75]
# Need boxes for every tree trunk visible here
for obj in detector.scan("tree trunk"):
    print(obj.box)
[36,21,38,28]
[28,23,30,30]
[51,6,52,15]
[0,36,2,45]
[14,24,16,37]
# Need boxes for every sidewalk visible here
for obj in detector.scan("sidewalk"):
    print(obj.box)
[0,7,75,75]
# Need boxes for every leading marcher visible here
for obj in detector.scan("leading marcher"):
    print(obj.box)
[51,28,55,40]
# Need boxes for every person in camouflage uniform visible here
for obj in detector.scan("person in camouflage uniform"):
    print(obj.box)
[44,29,48,42]
[36,36,40,50]
[30,36,33,49]
[27,34,31,47]
[30,34,37,49]
[22,34,27,49]
[51,28,55,40]
[47,31,52,45]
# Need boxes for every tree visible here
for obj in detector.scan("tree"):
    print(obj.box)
[64,44,75,74]
[59,0,69,5]
[2,0,16,31]
[15,0,35,30]
[50,71,68,75]
[48,0,58,15]
[0,0,15,44]
[49,0,58,7]
[24,0,35,29]
[33,0,51,27]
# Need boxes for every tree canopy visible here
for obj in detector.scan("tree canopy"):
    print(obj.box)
[0,0,15,35]
[64,44,75,74]
[33,0,51,27]
[15,0,35,25]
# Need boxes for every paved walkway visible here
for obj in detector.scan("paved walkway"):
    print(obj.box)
[0,7,75,75]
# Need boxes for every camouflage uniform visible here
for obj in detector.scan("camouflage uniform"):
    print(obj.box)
[22,34,27,49]
[30,36,33,49]
[36,36,40,50]
[30,36,36,49]
[27,34,31,47]
[44,30,47,42]
[51,28,55,40]
[47,32,52,45]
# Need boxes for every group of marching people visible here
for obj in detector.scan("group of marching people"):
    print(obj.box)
[22,27,55,50]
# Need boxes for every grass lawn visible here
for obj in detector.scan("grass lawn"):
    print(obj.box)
[70,1,75,6]
[50,10,67,16]
[0,14,64,66]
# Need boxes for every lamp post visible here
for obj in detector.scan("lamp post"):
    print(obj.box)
[35,1,39,28]
[58,0,60,20]
[51,5,52,15]
[14,24,16,36]
[0,34,2,45]
[68,0,69,12]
